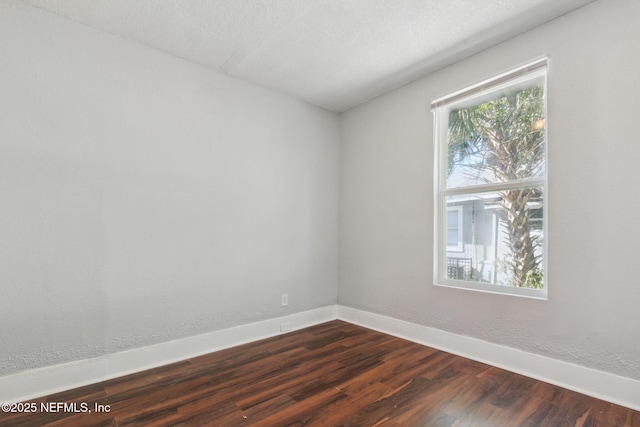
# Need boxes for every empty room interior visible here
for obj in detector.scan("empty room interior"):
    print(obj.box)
[1,0,639,425]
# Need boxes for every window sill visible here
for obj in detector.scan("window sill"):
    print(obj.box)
[434,279,548,300]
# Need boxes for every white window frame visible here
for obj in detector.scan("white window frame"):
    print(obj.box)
[432,58,549,299]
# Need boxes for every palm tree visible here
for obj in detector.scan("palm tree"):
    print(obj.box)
[448,87,545,287]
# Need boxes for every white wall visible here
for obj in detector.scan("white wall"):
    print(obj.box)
[340,0,640,382]
[0,1,339,375]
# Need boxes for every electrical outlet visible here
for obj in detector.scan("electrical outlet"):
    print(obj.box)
[281,293,288,306]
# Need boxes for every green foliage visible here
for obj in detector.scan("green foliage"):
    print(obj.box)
[522,267,544,289]
[448,87,545,181]
[495,255,544,289]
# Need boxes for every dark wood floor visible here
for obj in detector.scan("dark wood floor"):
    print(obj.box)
[2,320,638,426]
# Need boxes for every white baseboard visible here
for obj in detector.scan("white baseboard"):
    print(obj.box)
[337,305,640,412]
[0,305,337,404]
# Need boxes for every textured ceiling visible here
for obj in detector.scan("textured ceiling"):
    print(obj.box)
[21,0,595,112]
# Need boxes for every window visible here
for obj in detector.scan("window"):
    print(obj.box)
[432,58,548,299]
[446,206,463,252]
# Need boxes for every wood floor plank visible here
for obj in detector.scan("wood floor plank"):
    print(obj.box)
[1,320,638,426]
[240,394,297,423]
[439,375,503,419]
[489,373,537,409]
[250,387,348,426]
[308,382,393,426]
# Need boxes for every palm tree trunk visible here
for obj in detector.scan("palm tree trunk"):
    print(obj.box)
[500,188,539,286]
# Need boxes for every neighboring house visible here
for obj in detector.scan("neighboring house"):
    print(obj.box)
[446,192,543,286]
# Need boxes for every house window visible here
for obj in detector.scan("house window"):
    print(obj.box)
[432,58,548,299]
[446,206,463,252]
